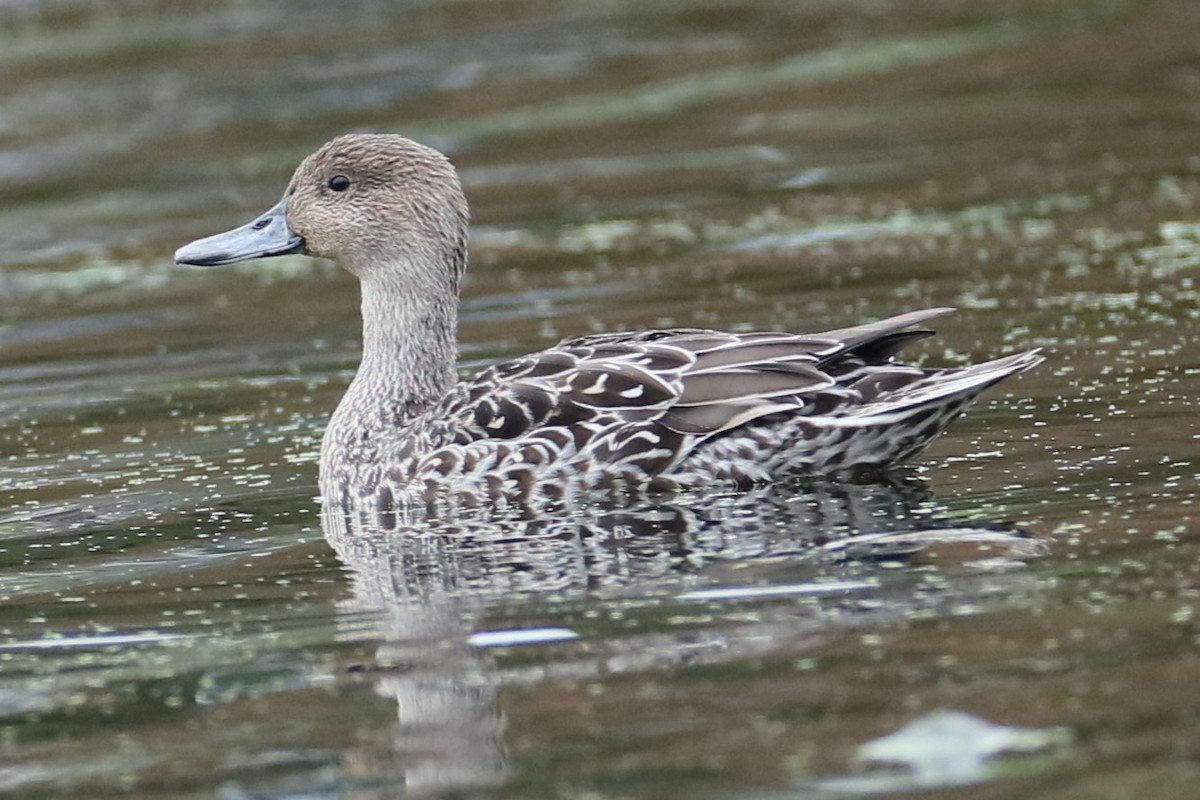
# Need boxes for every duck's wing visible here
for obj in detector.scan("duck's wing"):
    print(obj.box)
[403,335,697,493]
[446,335,694,440]
[441,309,959,447]
[404,328,846,498]
[644,330,841,435]
[606,309,962,437]
[444,330,831,437]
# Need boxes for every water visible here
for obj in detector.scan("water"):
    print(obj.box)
[2,0,1199,796]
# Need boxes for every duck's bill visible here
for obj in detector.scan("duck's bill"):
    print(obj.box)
[174,194,306,266]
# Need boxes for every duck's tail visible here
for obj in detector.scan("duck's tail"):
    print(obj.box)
[799,348,1044,471]
[700,348,1041,481]
[844,348,1044,422]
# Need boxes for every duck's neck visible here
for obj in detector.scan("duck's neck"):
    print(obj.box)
[321,266,459,473]
[360,271,459,416]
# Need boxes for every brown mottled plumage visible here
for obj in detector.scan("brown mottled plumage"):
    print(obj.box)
[176,134,1042,515]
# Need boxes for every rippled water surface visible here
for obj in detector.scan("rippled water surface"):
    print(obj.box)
[2,1,1200,797]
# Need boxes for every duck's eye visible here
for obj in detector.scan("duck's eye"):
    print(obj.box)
[328,175,351,192]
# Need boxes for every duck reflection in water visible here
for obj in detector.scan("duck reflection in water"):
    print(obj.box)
[318,475,1042,796]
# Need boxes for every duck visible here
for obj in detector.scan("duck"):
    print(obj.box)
[176,133,1042,513]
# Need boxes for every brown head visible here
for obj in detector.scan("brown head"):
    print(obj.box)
[175,134,469,293]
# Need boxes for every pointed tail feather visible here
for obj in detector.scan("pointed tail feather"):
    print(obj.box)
[844,349,1043,421]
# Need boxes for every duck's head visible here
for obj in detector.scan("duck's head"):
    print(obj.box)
[175,134,469,288]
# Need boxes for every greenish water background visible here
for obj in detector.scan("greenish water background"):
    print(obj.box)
[2,1,1199,797]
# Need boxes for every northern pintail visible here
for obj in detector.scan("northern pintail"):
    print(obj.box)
[176,134,1042,511]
